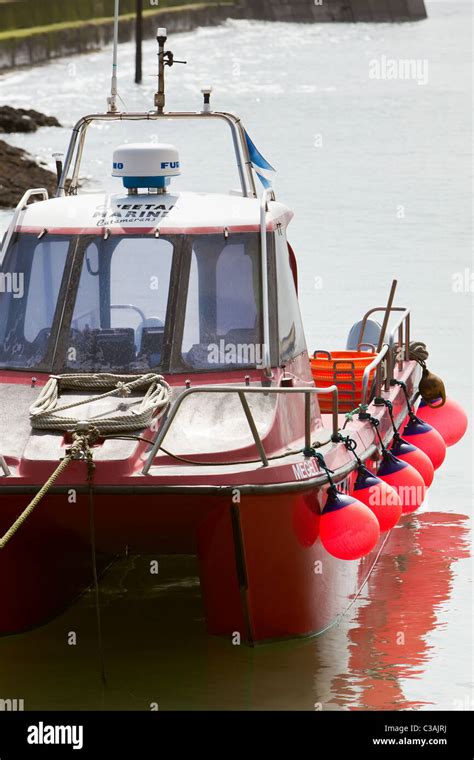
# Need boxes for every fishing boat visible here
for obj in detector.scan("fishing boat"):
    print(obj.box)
[0,29,466,644]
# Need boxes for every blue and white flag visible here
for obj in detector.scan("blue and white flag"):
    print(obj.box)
[244,130,276,189]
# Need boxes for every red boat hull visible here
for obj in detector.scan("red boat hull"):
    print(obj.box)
[0,359,421,641]
[0,480,385,642]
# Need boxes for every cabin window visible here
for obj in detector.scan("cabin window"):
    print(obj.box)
[180,234,262,370]
[67,236,173,371]
[0,235,70,369]
[275,233,306,362]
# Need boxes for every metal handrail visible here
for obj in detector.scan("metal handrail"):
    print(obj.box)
[260,188,275,377]
[0,456,11,477]
[358,306,411,389]
[0,188,49,263]
[142,383,339,475]
[57,110,258,200]
[360,343,389,406]
[359,306,410,357]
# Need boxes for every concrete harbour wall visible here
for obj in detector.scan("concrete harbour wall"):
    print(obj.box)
[242,0,427,22]
[0,3,237,71]
[0,0,427,72]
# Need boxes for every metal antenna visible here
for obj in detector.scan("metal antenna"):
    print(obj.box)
[155,28,187,114]
[135,0,143,84]
[108,0,120,113]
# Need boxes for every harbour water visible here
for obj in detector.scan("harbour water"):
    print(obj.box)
[0,0,472,710]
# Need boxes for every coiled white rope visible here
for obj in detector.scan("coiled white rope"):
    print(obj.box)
[29,373,171,433]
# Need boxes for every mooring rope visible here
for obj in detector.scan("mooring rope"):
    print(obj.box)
[2,373,172,691]
[2,374,170,547]
[83,441,107,688]
[0,432,94,550]
[0,427,108,688]
[408,341,429,367]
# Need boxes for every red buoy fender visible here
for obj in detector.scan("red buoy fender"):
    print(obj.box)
[320,487,380,561]
[353,465,402,532]
[377,451,426,514]
[402,417,447,470]
[390,436,435,487]
[417,398,468,447]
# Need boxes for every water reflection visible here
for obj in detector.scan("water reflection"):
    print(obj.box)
[0,510,469,711]
[329,511,470,711]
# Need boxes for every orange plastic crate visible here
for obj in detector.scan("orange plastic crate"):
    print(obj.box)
[310,350,377,413]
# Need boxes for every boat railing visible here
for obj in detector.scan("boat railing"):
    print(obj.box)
[359,306,411,387]
[57,110,257,200]
[142,384,339,475]
[0,187,49,264]
[260,188,276,378]
[360,343,389,407]
[0,456,11,477]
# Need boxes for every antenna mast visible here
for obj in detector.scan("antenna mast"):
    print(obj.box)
[155,28,187,114]
[108,0,120,112]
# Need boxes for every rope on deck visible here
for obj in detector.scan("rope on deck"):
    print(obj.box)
[29,373,171,433]
[1,374,171,549]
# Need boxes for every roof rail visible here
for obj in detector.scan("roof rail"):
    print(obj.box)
[57,111,258,200]
[0,188,49,264]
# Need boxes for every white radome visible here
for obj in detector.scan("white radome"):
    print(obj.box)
[112,143,180,180]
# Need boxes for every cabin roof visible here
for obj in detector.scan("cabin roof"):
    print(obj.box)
[16,191,293,236]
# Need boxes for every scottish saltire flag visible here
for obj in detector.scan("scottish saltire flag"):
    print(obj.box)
[244,130,276,189]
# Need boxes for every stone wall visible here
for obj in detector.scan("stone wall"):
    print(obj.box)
[241,0,427,22]
[0,3,237,70]
[0,0,427,71]
[0,1,222,32]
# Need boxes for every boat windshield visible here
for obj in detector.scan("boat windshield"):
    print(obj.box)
[180,233,262,371]
[67,235,174,372]
[0,231,263,374]
[0,234,71,369]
